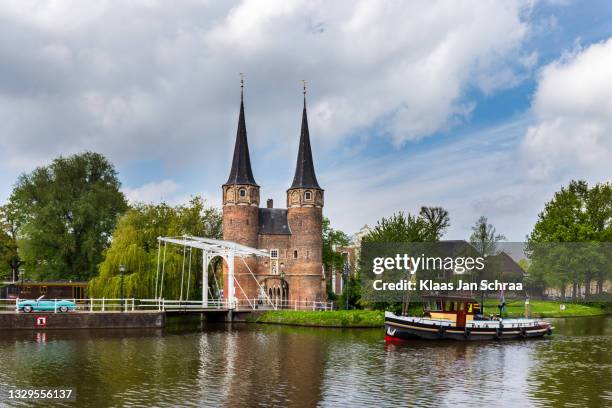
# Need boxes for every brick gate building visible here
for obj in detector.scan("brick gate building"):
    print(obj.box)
[222,86,326,304]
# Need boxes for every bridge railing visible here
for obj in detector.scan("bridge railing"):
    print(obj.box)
[1,298,335,312]
[0,298,18,312]
[139,299,229,311]
[234,299,335,311]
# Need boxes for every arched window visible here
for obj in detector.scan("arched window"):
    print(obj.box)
[304,191,312,200]
[293,250,298,259]
[239,188,246,197]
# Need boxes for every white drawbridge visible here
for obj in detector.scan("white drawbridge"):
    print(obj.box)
[154,236,272,310]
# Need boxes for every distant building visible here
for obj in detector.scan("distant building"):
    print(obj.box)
[330,238,526,295]
[330,225,371,295]
[0,281,88,299]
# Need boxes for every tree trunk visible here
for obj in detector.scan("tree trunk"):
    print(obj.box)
[584,276,591,298]
[571,282,577,301]
[560,285,566,300]
[597,278,604,294]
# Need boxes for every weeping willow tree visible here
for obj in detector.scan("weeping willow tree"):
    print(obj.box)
[89,196,222,299]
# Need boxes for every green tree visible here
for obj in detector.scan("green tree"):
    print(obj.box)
[89,197,222,299]
[469,216,506,257]
[9,152,128,281]
[321,217,350,300]
[359,209,450,311]
[362,209,449,245]
[517,258,529,272]
[469,216,506,308]
[0,203,22,281]
[527,180,611,298]
[419,206,451,241]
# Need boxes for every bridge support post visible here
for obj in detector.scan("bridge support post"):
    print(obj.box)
[202,253,209,307]
[228,251,235,310]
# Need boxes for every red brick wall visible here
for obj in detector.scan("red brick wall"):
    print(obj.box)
[222,190,326,303]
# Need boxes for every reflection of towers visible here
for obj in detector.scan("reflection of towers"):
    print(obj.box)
[201,326,327,407]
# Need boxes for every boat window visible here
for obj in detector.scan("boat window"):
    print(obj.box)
[435,301,443,311]
[448,302,455,312]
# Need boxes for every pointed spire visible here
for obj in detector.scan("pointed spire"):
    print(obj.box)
[225,74,258,186]
[290,81,321,190]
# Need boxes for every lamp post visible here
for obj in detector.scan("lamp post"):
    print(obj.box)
[343,262,350,310]
[119,264,125,311]
[18,268,25,298]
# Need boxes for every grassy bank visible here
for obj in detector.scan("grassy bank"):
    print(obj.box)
[254,301,607,328]
[254,310,383,327]
[484,299,607,318]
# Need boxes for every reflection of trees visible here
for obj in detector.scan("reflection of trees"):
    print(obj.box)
[3,319,610,407]
[529,321,611,407]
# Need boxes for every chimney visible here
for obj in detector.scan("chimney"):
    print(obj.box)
[267,199,273,208]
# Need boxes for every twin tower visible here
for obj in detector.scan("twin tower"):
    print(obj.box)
[221,86,326,304]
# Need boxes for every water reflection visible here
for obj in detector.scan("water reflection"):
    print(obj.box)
[0,317,609,407]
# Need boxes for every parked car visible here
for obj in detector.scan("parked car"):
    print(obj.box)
[17,296,77,313]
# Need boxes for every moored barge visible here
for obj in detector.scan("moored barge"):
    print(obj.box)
[385,295,553,341]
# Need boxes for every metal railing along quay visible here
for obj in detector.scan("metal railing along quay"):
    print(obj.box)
[1,298,335,313]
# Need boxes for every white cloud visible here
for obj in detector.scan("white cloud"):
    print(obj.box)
[521,38,612,181]
[0,0,536,173]
[320,117,547,240]
[123,179,180,204]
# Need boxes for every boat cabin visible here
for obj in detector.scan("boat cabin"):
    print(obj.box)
[422,295,481,326]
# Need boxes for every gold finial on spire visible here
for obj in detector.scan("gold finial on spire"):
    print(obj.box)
[301,79,307,95]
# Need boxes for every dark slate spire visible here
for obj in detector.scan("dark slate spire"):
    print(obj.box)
[224,78,258,186]
[290,84,321,190]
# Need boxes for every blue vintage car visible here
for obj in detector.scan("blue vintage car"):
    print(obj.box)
[18,296,77,313]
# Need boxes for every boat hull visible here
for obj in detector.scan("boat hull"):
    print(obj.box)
[385,315,553,342]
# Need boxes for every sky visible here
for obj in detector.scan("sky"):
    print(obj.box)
[0,0,611,241]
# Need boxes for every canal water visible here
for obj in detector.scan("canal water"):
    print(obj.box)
[0,316,610,407]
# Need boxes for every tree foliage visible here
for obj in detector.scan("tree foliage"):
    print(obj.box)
[527,180,612,298]
[362,208,450,245]
[0,203,22,281]
[419,206,451,241]
[89,197,222,299]
[357,208,450,310]
[9,152,128,281]
[469,216,506,256]
[322,217,350,300]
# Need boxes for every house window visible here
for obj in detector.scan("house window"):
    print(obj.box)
[23,286,31,294]
[40,286,47,294]
[239,188,246,197]
[270,249,279,259]
[304,191,312,200]
[293,250,298,259]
